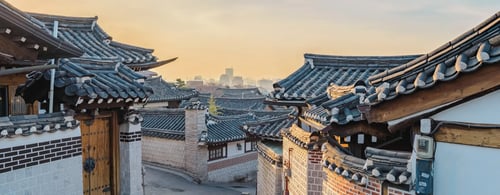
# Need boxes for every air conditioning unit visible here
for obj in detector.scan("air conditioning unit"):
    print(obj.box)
[414,135,434,159]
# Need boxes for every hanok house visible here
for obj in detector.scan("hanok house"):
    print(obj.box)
[264,53,418,195]
[0,1,84,195]
[141,105,267,183]
[241,110,296,195]
[348,12,500,195]
[142,76,198,108]
[7,8,172,195]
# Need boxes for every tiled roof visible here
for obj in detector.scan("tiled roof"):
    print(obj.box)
[323,144,411,185]
[141,108,186,140]
[304,92,363,125]
[0,1,83,59]
[141,108,185,131]
[206,114,255,144]
[144,76,198,103]
[364,12,500,105]
[218,108,293,117]
[188,94,266,110]
[28,13,176,69]
[243,114,296,140]
[0,112,79,138]
[269,53,419,102]
[17,58,152,105]
[215,87,262,98]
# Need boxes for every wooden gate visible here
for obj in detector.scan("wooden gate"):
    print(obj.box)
[80,113,119,195]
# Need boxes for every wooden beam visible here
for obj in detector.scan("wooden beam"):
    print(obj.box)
[329,120,391,138]
[435,124,500,148]
[367,64,500,122]
[0,64,57,76]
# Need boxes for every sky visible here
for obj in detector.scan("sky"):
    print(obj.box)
[8,0,500,81]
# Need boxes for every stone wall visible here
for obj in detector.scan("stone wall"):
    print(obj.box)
[142,136,185,168]
[0,124,82,195]
[184,108,209,181]
[307,150,323,195]
[207,152,257,182]
[257,153,282,195]
[283,137,309,195]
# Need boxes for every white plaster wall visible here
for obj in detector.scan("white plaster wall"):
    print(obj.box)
[227,140,245,157]
[431,90,500,123]
[0,157,82,195]
[434,142,500,195]
[0,126,80,149]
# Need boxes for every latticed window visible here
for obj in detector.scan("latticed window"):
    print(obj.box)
[245,140,257,152]
[0,86,7,116]
[208,144,227,161]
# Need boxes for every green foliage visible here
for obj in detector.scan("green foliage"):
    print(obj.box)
[208,95,220,115]
[175,78,186,88]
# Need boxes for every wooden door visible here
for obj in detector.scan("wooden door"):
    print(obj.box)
[80,114,116,195]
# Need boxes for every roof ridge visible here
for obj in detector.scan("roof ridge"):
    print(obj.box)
[369,12,500,84]
[28,12,97,24]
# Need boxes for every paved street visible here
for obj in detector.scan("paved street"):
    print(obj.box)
[144,164,256,195]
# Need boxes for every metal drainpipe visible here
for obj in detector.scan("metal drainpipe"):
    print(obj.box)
[48,20,59,113]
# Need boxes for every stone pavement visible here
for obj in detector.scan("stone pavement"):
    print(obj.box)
[144,163,256,195]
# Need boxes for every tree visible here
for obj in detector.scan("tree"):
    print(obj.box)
[175,78,186,88]
[208,95,220,115]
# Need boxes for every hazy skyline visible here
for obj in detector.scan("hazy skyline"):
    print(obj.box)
[9,0,500,81]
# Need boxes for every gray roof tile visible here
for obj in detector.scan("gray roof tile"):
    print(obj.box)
[365,12,500,105]
[144,77,199,102]
[28,13,172,69]
[0,112,79,138]
[270,54,419,102]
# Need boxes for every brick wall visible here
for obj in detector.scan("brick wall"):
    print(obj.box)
[207,152,257,182]
[323,169,381,195]
[257,153,282,195]
[142,136,185,168]
[283,137,308,195]
[0,126,83,195]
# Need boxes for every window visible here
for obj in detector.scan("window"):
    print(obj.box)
[245,140,257,152]
[208,144,227,161]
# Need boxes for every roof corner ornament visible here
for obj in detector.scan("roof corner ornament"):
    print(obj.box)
[306,58,314,69]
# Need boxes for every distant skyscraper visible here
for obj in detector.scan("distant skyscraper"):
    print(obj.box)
[225,68,234,78]
[219,74,230,86]
[194,75,203,80]
[232,76,243,87]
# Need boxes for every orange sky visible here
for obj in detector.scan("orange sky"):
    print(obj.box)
[8,0,500,81]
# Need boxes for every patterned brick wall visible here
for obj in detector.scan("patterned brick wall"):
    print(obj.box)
[142,136,185,169]
[0,136,81,173]
[120,131,142,142]
[257,153,283,195]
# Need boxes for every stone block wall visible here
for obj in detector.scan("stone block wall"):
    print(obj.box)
[257,154,282,195]
[0,125,82,195]
[184,108,208,181]
[283,137,308,195]
[142,136,185,168]
[307,150,323,195]
[207,152,257,182]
